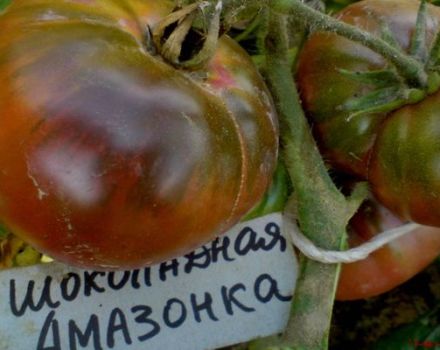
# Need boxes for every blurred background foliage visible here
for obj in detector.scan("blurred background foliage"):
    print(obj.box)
[0,0,10,11]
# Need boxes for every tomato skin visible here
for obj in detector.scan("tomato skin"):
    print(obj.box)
[297,0,440,225]
[369,98,440,225]
[337,199,440,301]
[0,0,278,269]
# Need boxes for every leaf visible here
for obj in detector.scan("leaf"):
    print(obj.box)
[243,162,290,220]
[374,306,440,350]
[410,0,428,62]
[0,223,9,239]
[378,20,401,49]
[339,86,402,112]
[337,68,401,87]
[0,0,11,11]
[325,0,357,13]
[427,26,440,69]
[339,85,427,118]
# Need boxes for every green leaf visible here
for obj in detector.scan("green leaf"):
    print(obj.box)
[410,0,428,62]
[427,23,440,70]
[340,85,427,118]
[0,0,11,11]
[325,0,357,13]
[378,20,401,49]
[13,245,42,267]
[0,223,9,238]
[337,68,401,87]
[339,86,402,112]
[243,162,290,221]
[374,306,440,350]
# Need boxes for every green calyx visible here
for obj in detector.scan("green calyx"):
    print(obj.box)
[427,71,440,94]
[339,0,440,118]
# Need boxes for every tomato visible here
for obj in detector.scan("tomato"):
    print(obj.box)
[0,0,278,269]
[297,0,440,226]
[337,198,440,300]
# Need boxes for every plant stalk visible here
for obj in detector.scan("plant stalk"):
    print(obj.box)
[260,10,366,350]
[270,0,428,88]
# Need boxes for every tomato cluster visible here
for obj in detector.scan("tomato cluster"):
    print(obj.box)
[0,0,278,269]
[297,0,440,227]
[297,0,440,299]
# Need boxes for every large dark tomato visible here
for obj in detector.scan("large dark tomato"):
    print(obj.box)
[297,0,440,226]
[0,0,278,269]
[337,199,440,300]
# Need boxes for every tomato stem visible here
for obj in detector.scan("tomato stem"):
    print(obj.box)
[254,9,367,350]
[272,0,428,89]
[152,1,222,70]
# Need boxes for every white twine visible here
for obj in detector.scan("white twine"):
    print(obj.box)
[283,204,421,264]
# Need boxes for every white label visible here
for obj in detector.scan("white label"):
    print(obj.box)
[0,213,297,350]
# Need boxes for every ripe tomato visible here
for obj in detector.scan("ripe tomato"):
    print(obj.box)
[0,0,278,269]
[297,0,440,226]
[337,199,440,300]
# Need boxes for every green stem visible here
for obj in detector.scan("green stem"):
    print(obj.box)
[271,0,428,88]
[234,13,261,42]
[428,26,440,70]
[259,11,366,350]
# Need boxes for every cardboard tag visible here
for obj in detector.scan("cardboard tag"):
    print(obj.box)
[0,213,297,350]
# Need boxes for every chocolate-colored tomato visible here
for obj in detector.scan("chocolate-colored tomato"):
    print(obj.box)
[337,199,440,300]
[297,0,440,226]
[0,0,278,269]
